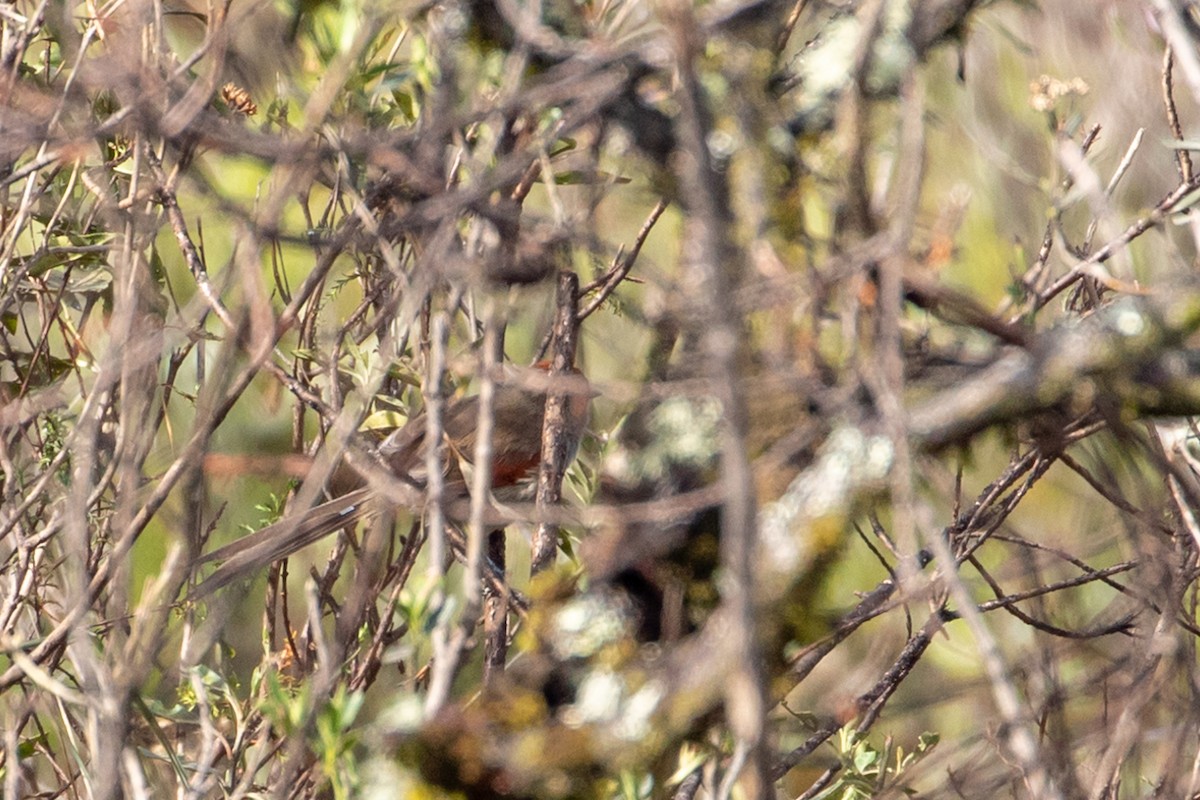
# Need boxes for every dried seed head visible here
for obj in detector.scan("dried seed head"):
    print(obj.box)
[221,83,258,116]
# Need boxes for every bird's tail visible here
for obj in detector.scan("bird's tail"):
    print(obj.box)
[190,489,376,598]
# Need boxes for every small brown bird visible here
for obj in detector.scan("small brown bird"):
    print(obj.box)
[192,363,590,596]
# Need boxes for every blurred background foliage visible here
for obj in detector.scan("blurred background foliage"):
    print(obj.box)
[8,0,1200,798]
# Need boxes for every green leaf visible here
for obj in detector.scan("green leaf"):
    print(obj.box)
[548,169,632,186]
[548,137,577,158]
[1170,185,1200,213]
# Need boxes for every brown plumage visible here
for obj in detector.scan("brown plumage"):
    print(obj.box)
[191,364,590,597]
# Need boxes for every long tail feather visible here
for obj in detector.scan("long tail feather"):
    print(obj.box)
[190,489,375,597]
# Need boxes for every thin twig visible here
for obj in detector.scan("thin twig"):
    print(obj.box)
[1163,48,1194,184]
[577,198,668,321]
